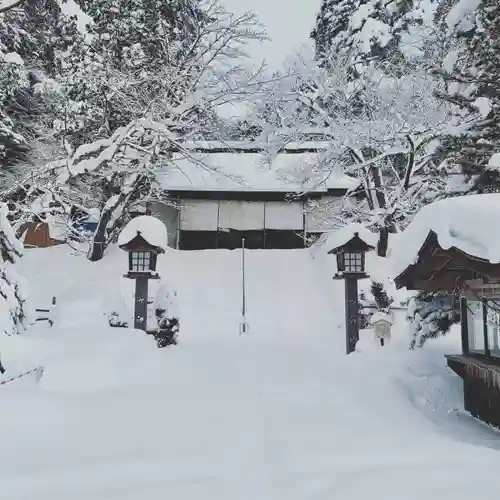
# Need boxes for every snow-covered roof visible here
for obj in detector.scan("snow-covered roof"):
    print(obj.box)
[321,223,378,251]
[391,194,500,278]
[170,141,332,151]
[155,152,359,193]
[118,216,168,252]
[370,311,394,325]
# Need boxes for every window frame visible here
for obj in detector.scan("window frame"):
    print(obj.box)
[129,250,152,273]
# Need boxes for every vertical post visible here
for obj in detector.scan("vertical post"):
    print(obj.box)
[176,204,181,250]
[263,202,267,250]
[492,299,499,352]
[482,299,490,357]
[134,275,149,331]
[240,238,247,334]
[302,200,307,248]
[216,200,220,249]
[460,297,469,355]
[345,277,359,354]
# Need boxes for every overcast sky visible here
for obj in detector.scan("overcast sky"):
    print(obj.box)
[223,0,321,70]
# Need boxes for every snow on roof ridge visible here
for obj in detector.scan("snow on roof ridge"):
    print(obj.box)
[323,223,379,251]
[174,140,332,151]
[371,311,394,324]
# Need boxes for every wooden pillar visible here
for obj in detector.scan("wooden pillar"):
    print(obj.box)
[460,297,469,354]
[482,299,491,357]
[134,275,149,331]
[345,277,359,354]
[176,201,181,250]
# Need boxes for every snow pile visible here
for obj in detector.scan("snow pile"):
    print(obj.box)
[38,326,163,393]
[117,215,168,252]
[391,194,500,278]
[0,333,41,381]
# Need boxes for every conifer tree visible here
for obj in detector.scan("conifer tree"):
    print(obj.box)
[311,0,420,76]
[435,0,500,192]
[0,203,29,335]
[0,0,76,172]
[59,0,206,147]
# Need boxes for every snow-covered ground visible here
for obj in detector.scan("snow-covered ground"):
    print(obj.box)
[2,245,500,499]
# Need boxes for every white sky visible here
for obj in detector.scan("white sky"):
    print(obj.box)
[223,0,320,70]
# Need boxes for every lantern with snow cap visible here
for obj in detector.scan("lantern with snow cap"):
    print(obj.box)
[328,232,373,278]
[118,216,167,278]
[327,227,376,355]
[118,216,168,331]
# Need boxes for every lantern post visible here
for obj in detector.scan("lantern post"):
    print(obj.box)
[118,216,166,332]
[328,232,374,354]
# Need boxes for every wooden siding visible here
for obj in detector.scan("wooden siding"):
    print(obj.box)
[447,354,500,429]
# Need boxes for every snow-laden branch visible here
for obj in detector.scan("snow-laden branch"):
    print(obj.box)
[0,0,25,14]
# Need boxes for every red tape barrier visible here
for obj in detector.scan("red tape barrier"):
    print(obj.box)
[0,366,44,386]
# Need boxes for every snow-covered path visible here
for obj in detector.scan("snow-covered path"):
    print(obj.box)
[2,246,500,499]
[3,329,500,500]
[166,248,339,344]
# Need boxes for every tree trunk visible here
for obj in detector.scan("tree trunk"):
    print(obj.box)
[403,135,416,190]
[349,148,375,210]
[88,207,115,261]
[377,226,389,257]
[88,173,147,262]
[370,165,387,211]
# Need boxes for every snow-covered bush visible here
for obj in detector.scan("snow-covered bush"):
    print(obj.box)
[106,282,130,328]
[0,203,30,336]
[407,292,460,349]
[108,311,128,328]
[153,282,179,348]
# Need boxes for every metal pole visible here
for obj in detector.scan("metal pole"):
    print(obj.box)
[176,202,181,250]
[344,277,359,354]
[240,238,248,334]
[302,200,307,248]
[134,275,149,331]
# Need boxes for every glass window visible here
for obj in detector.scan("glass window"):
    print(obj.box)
[343,252,362,273]
[131,251,151,272]
[468,299,484,353]
[486,300,500,357]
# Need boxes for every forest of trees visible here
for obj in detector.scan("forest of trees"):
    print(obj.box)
[0,0,498,341]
